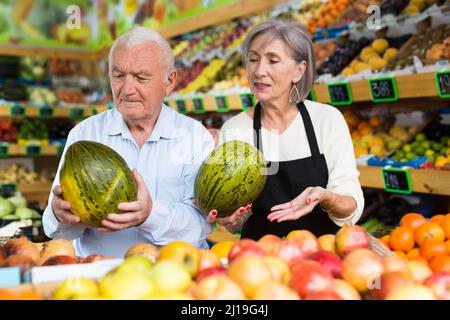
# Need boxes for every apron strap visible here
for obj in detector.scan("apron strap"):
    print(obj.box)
[253,101,321,157]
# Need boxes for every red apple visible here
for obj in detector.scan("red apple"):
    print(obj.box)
[124,242,159,263]
[198,249,221,272]
[305,291,342,300]
[308,250,342,278]
[262,256,291,285]
[386,284,436,300]
[252,281,300,300]
[382,255,408,274]
[2,236,40,264]
[228,256,273,298]
[423,273,450,300]
[276,240,304,265]
[194,275,246,300]
[318,234,337,253]
[80,254,114,263]
[227,239,265,263]
[286,230,319,258]
[257,234,283,256]
[195,266,228,283]
[369,271,414,300]
[289,260,334,298]
[41,255,78,266]
[158,241,200,277]
[406,260,433,284]
[332,279,361,300]
[335,225,369,257]
[341,248,384,293]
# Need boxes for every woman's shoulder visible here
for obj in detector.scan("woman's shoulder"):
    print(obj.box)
[221,110,253,130]
[304,99,346,124]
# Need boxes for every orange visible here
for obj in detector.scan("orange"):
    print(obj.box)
[394,251,407,260]
[210,240,236,259]
[446,240,450,255]
[429,214,445,225]
[380,235,390,249]
[440,215,450,240]
[400,213,427,231]
[409,256,429,266]
[389,226,415,252]
[0,289,16,300]
[415,222,445,247]
[429,256,450,273]
[419,240,447,261]
[406,248,421,260]
[15,291,43,300]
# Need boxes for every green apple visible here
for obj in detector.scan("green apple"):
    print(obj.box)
[115,256,153,275]
[53,277,99,300]
[425,149,435,158]
[402,144,412,152]
[149,260,192,294]
[415,133,426,142]
[99,271,154,300]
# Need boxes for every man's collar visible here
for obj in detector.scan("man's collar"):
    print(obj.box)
[104,105,180,141]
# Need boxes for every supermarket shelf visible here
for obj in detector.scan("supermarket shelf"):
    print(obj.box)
[358,165,450,196]
[17,181,52,205]
[167,72,448,114]
[0,44,103,60]
[158,0,285,38]
[0,104,109,119]
[0,144,61,157]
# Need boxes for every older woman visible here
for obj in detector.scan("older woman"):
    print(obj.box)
[207,20,364,239]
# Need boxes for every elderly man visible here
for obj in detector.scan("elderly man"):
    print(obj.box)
[43,27,215,258]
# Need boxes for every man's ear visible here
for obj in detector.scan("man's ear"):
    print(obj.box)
[165,69,177,96]
[292,61,307,83]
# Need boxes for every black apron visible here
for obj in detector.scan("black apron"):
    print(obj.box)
[240,101,339,239]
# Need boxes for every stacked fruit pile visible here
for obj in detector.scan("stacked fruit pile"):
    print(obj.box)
[343,110,417,159]
[307,0,356,34]
[379,213,450,275]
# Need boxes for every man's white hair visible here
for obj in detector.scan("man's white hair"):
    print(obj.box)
[108,26,174,74]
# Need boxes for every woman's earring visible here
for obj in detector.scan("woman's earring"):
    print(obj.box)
[289,83,301,104]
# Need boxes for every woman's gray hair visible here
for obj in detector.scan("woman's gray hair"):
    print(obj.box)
[242,20,316,102]
[108,26,174,75]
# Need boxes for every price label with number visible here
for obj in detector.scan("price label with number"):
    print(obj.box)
[215,96,230,112]
[39,107,54,119]
[369,77,398,102]
[435,70,450,98]
[26,145,41,157]
[0,143,9,157]
[70,108,84,119]
[192,97,205,114]
[328,83,352,105]
[240,93,255,110]
[0,183,17,197]
[9,105,25,117]
[175,100,187,114]
[382,167,412,194]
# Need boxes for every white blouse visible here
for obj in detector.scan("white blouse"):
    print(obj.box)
[218,99,364,227]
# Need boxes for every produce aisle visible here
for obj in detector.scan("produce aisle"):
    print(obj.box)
[0,0,449,301]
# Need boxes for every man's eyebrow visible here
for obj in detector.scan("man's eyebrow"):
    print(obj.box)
[133,71,153,77]
[111,66,124,73]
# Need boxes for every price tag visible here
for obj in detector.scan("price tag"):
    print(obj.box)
[26,145,41,157]
[0,143,9,157]
[70,108,84,119]
[328,82,352,105]
[240,93,255,110]
[369,77,398,102]
[39,106,54,119]
[175,100,187,114]
[9,104,25,117]
[215,96,230,112]
[192,97,205,114]
[306,89,316,102]
[0,183,16,197]
[435,70,450,98]
[382,167,412,194]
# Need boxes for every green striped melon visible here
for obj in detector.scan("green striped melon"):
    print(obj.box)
[194,140,267,218]
[59,141,138,227]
